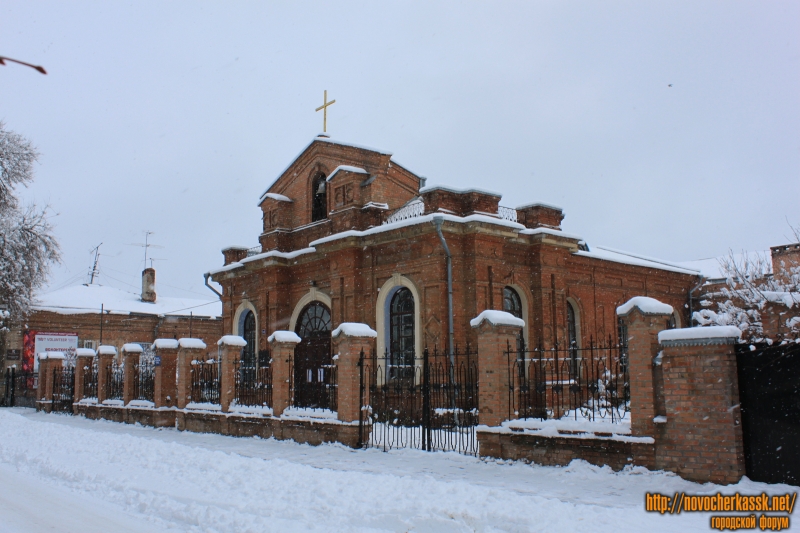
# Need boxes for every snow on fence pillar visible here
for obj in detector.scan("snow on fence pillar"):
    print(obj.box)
[471,311,524,427]
[616,297,673,438]
[268,331,301,417]
[657,326,745,484]
[73,348,96,403]
[332,323,377,423]
[96,345,117,404]
[176,338,207,409]
[122,344,142,405]
[153,339,179,408]
[217,335,247,413]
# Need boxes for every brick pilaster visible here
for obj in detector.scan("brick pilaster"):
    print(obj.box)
[332,324,376,423]
[218,335,246,413]
[472,312,523,427]
[96,346,117,404]
[176,339,207,409]
[268,331,301,416]
[73,352,95,403]
[153,340,179,408]
[122,345,142,405]
[657,329,745,484]
[617,299,672,437]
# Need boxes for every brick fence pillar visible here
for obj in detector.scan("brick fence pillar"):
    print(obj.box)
[176,338,207,409]
[657,326,745,484]
[268,331,301,416]
[153,339,179,408]
[471,311,524,427]
[122,343,143,405]
[96,345,117,404]
[73,349,96,403]
[332,323,377,423]
[616,297,673,437]
[217,335,246,413]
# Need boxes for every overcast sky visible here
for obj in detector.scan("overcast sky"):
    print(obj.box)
[2,1,798,302]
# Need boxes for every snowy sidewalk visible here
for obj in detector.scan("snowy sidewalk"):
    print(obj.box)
[0,409,794,533]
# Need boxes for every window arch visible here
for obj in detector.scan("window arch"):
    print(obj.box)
[295,301,332,339]
[311,172,327,222]
[242,310,256,367]
[503,286,524,351]
[389,288,415,379]
[566,299,580,376]
[376,274,422,376]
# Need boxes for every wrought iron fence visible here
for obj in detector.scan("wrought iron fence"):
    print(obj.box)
[507,337,629,423]
[360,345,479,454]
[2,368,38,408]
[82,359,98,400]
[289,358,337,411]
[383,199,424,225]
[190,359,220,405]
[105,361,125,401]
[52,366,75,412]
[234,362,273,408]
[133,359,155,402]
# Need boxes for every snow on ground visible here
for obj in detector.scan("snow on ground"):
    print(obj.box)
[0,409,796,533]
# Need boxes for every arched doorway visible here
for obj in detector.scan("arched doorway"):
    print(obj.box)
[389,287,415,381]
[294,301,332,409]
[241,310,256,367]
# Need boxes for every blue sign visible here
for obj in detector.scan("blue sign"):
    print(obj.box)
[154,355,161,367]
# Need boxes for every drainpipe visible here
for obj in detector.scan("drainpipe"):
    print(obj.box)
[688,276,706,327]
[204,273,223,299]
[432,215,455,366]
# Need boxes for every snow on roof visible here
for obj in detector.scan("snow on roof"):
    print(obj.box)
[34,284,221,318]
[262,193,292,202]
[258,135,392,204]
[672,251,771,280]
[470,310,525,329]
[420,185,502,198]
[332,323,378,338]
[209,247,317,276]
[575,246,701,276]
[519,227,583,240]
[327,165,369,181]
[616,297,674,317]
[515,202,563,211]
[659,326,741,343]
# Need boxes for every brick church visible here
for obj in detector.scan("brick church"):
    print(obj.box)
[208,134,700,406]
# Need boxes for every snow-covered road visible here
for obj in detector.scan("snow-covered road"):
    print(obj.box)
[0,409,795,532]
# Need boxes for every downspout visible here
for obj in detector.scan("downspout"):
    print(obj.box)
[432,215,455,366]
[204,273,223,299]
[688,276,706,327]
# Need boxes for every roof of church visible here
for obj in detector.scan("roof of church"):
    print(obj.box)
[33,284,222,318]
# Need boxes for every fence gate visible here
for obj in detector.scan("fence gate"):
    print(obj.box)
[736,342,800,485]
[51,366,75,412]
[3,368,39,408]
[359,347,478,455]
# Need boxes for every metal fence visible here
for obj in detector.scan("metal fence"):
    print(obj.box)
[82,359,98,400]
[234,362,273,408]
[52,366,75,412]
[2,369,38,408]
[289,358,337,411]
[190,360,220,404]
[361,346,479,454]
[507,337,629,423]
[133,360,155,402]
[105,361,125,401]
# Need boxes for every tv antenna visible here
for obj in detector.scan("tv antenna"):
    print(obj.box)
[129,231,163,269]
[148,257,167,269]
[88,243,102,284]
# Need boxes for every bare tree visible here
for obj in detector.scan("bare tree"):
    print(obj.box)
[0,122,60,331]
[694,235,800,342]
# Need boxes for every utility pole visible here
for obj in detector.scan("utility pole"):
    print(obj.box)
[89,243,102,284]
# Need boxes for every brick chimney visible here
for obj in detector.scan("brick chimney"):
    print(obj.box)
[141,268,156,303]
[771,243,800,284]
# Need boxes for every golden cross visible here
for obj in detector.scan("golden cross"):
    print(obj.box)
[315,90,336,133]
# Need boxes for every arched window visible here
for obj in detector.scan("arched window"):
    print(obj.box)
[241,310,256,367]
[503,287,524,352]
[311,172,327,222]
[296,302,331,339]
[389,288,415,380]
[294,301,332,409]
[566,300,580,376]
